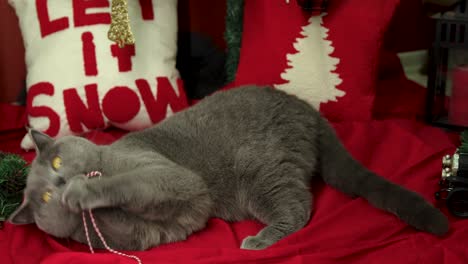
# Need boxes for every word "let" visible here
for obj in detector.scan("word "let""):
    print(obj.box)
[37,0,155,37]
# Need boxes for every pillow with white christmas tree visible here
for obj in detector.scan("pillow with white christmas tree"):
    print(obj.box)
[9,0,188,150]
[228,0,400,121]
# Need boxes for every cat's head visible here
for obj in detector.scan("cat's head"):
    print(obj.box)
[8,130,101,237]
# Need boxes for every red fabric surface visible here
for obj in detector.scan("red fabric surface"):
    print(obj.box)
[4,1,467,261]
[229,0,400,121]
[1,100,468,263]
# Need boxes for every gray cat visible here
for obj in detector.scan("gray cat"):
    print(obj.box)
[9,86,449,251]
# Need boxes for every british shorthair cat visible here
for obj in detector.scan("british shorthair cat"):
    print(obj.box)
[9,86,449,251]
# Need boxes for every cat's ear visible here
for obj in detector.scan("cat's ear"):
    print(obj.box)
[29,129,53,152]
[8,200,34,225]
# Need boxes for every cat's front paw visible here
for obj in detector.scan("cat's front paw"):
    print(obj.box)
[61,175,92,213]
[240,236,272,250]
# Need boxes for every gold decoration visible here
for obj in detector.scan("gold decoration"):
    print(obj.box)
[108,0,135,48]
[52,156,62,170]
[42,191,52,203]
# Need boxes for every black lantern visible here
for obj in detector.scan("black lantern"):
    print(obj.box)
[427,0,468,129]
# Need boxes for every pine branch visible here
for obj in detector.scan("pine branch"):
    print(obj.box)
[460,130,468,153]
[0,154,28,222]
[224,0,244,83]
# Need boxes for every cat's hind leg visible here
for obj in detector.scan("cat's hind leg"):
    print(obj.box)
[241,179,312,250]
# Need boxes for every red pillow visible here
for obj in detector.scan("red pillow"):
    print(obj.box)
[229,0,401,121]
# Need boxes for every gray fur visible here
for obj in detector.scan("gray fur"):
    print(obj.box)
[9,86,449,251]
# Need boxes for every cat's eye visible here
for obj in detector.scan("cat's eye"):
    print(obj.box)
[42,191,52,203]
[52,156,62,170]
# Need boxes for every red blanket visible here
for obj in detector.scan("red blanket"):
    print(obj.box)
[1,77,468,263]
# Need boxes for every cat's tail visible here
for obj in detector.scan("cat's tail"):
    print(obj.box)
[317,118,449,236]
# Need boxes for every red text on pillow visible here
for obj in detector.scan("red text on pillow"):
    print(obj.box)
[82,32,98,76]
[136,78,187,123]
[72,0,111,27]
[36,0,69,37]
[63,84,105,133]
[138,0,154,20]
[101,86,141,123]
[28,77,185,134]
[37,0,155,38]
[27,82,61,137]
[111,44,136,72]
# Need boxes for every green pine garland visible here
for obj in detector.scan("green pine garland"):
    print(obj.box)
[224,0,244,83]
[0,153,28,222]
[460,130,468,153]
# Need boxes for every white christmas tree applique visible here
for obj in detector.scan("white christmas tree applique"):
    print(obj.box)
[275,14,344,109]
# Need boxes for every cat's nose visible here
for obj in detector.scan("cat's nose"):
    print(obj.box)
[55,177,66,187]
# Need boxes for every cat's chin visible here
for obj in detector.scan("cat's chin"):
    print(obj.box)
[35,217,77,238]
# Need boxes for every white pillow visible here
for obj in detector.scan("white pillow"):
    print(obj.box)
[9,0,188,150]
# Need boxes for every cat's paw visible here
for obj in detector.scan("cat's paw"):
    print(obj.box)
[240,236,272,250]
[61,175,92,213]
